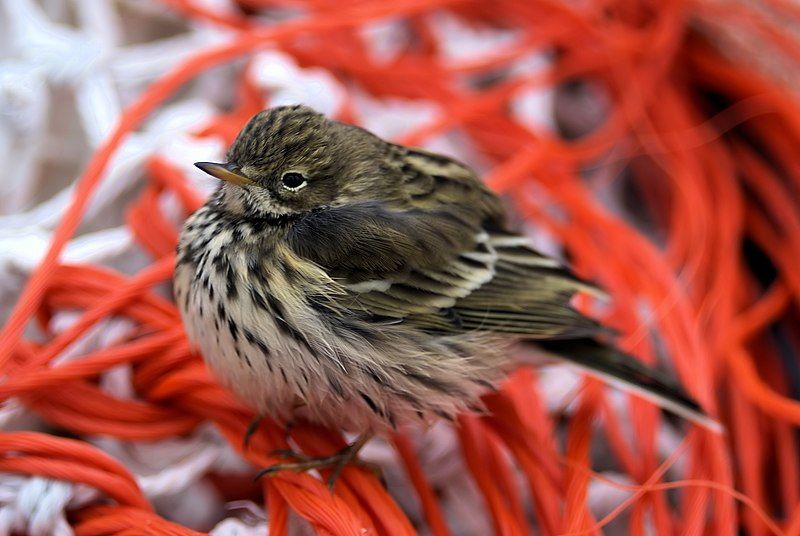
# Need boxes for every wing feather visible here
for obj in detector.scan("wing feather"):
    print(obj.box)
[285,148,604,340]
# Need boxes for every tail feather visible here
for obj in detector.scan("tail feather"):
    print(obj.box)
[534,338,723,434]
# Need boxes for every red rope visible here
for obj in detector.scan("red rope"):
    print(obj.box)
[3,0,800,533]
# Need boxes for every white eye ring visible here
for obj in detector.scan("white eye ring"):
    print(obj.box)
[280,171,308,191]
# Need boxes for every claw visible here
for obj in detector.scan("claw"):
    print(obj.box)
[243,416,263,451]
[326,458,347,490]
[254,466,280,480]
[254,433,373,490]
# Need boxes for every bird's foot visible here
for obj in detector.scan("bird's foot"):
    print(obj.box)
[242,417,296,451]
[255,434,375,489]
[242,416,263,451]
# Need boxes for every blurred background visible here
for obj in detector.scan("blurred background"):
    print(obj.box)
[2,0,800,534]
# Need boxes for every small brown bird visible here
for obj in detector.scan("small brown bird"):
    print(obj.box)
[175,105,716,485]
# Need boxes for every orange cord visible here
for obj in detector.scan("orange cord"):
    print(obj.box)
[3,0,800,533]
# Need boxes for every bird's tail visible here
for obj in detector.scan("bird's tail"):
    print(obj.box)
[533,338,722,434]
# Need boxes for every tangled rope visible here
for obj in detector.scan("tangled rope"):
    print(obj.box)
[2,0,800,533]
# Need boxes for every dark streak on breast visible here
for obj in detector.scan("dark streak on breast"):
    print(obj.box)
[243,327,272,371]
[249,287,270,311]
[265,292,318,358]
[225,264,238,300]
[359,392,380,415]
[227,318,240,343]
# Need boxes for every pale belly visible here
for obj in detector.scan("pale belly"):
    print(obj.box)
[174,207,509,433]
[174,238,391,431]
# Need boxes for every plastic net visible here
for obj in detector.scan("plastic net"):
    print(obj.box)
[2,0,800,534]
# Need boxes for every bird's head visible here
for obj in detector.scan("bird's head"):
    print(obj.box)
[195,105,395,221]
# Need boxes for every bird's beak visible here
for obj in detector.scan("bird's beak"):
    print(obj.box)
[194,162,254,187]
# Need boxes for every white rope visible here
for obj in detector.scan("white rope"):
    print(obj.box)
[211,517,269,536]
[0,0,569,532]
[0,476,98,536]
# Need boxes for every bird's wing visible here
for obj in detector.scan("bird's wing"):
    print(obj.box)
[286,150,717,431]
[289,205,602,338]
[287,200,494,316]
[443,231,607,338]
[286,146,604,340]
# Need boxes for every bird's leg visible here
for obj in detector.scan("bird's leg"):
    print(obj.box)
[247,401,303,451]
[256,433,374,489]
[242,415,263,451]
[283,418,296,442]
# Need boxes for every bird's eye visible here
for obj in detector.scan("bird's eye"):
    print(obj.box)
[281,172,307,190]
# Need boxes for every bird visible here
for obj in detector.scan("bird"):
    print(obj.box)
[175,104,718,487]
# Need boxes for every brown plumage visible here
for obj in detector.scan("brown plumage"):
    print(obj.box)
[175,104,717,487]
